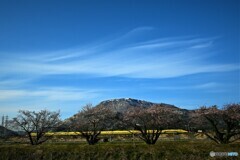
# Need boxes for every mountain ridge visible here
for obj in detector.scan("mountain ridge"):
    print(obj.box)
[62,98,192,130]
[96,98,188,113]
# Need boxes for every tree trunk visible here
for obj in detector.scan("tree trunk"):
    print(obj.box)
[27,132,34,145]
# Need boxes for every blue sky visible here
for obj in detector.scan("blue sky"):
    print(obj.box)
[0,0,239,119]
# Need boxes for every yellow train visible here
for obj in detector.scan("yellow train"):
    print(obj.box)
[32,129,188,136]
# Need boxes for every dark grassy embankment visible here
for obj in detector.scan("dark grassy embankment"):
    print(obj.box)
[0,141,239,160]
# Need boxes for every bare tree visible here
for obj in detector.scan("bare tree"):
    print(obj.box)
[124,105,182,145]
[70,104,115,145]
[193,104,240,144]
[12,110,61,145]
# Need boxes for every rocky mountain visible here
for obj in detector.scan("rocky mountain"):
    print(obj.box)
[63,98,192,130]
[96,98,188,113]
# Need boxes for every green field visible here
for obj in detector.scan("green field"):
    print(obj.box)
[1,130,239,159]
[0,141,239,160]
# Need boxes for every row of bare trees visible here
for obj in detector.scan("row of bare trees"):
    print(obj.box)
[10,103,240,145]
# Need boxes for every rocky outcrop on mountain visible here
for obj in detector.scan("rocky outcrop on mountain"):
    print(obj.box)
[63,98,192,130]
[96,98,187,113]
[95,98,192,128]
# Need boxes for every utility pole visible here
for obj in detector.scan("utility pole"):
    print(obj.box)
[1,115,9,137]
[4,115,8,136]
[5,115,8,128]
[1,115,4,127]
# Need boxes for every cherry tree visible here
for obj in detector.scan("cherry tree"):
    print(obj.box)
[12,110,61,145]
[124,105,182,144]
[70,104,115,145]
[193,104,240,144]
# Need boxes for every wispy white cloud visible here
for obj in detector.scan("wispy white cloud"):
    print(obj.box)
[190,41,213,49]
[150,82,235,93]
[0,79,30,88]
[192,82,219,89]
[0,28,238,80]
[0,87,100,101]
[150,82,220,90]
[0,90,27,100]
